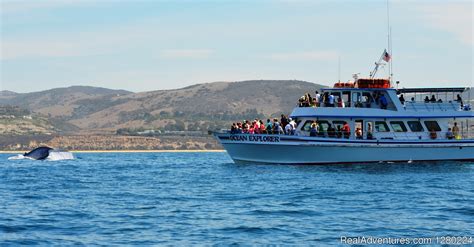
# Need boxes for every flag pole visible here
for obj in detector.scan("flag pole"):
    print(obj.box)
[386,0,392,85]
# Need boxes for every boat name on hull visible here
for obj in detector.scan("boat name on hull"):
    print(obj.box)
[229,135,280,143]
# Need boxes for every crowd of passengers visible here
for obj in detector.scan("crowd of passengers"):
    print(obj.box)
[299,90,465,110]
[298,91,389,109]
[229,115,367,139]
[230,117,463,140]
[230,115,296,135]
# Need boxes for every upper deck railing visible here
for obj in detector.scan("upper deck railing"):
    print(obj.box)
[296,86,470,112]
[404,101,461,112]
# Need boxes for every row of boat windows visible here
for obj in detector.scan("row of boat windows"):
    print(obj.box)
[300,120,440,133]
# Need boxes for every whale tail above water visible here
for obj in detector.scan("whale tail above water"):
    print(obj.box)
[23,146,53,160]
[8,146,74,161]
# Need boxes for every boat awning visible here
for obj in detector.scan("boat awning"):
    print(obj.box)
[397,87,468,94]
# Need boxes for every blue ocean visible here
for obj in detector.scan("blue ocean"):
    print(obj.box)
[1,152,473,245]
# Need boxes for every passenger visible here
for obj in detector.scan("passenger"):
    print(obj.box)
[446,128,454,139]
[342,122,350,139]
[310,122,318,137]
[411,97,415,102]
[259,120,266,134]
[307,93,313,106]
[337,97,345,108]
[328,94,335,107]
[298,95,306,107]
[237,123,243,133]
[452,122,460,139]
[323,93,329,107]
[424,96,430,103]
[266,119,273,134]
[456,94,464,108]
[365,95,372,108]
[312,98,317,107]
[430,95,436,102]
[273,119,284,135]
[399,94,405,105]
[355,127,363,139]
[242,120,249,133]
[380,94,388,109]
[289,118,297,135]
[281,114,289,133]
[248,124,255,134]
[230,123,237,134]
[429,128,437,139]
[315,91,321,107]
[367,123,374,139]
[253,120,260,134]
[284,123,292,135]
[360,95,368,108]
[374,92,380,105]
[336,125,343,138]
[327,124,336,138]
[437,99,443,103]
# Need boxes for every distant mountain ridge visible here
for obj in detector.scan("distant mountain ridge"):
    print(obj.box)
[0,80,325,133]
[0,90,18,97]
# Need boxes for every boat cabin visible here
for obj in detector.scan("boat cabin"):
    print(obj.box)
[291,81,473,141]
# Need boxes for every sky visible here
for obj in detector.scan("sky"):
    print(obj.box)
[1,0,473,93]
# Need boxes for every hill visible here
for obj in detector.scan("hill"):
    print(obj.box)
[1,80,324,133]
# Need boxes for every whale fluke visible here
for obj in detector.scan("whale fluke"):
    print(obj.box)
[23,146,53,160]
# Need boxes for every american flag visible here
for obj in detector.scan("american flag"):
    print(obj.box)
[383,49,391,62]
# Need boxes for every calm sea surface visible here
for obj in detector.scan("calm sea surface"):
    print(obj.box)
[1,152,473,245]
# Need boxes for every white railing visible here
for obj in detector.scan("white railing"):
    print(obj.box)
[404,102,460,112]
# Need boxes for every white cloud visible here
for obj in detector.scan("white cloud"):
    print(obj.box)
[269,51,339,61]
[416,2,473,46]
[160,49,214,59]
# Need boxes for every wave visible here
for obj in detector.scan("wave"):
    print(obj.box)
[7,151,74,161]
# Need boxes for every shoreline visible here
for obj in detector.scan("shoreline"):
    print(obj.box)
[0,150,226,154]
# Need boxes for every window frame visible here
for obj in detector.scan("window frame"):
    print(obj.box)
[332,120,347,129]
[301,120,314,132]
[375,121,390,132]
[407,121,424,132]
[424,121,441,132]
[390,121,408,132]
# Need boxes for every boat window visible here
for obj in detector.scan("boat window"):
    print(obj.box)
[375,121,390,132]
[332,121,347,130]
[424,121,441,131]
[301,120,314,131]
[342,91,351,107]
[318,120,330,131]
[301,120,329,132]
[331,92,341,97]
[352,92,361,102]
[407,121,424,132]
[390,121,407,132]
[296,120,302,128]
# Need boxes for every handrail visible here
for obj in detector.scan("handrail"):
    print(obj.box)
[223,130,474,140]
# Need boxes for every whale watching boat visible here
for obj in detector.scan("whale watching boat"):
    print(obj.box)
[213,52,474,164]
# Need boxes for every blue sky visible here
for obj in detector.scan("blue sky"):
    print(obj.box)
[1,0,472,93]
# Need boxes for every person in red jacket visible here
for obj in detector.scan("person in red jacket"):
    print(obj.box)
[342,122,351,139]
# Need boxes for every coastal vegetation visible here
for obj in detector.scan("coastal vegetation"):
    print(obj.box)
[0,80,322,150]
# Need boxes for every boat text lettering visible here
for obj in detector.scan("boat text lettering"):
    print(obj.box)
[229,135,280,142]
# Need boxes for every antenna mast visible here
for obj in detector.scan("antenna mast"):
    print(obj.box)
[387,0,393,84]
[338,56,341,82]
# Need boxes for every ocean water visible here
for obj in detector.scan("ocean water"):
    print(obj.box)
[1,152,473,245]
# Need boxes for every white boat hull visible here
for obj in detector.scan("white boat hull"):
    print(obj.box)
[215,133,474,164]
